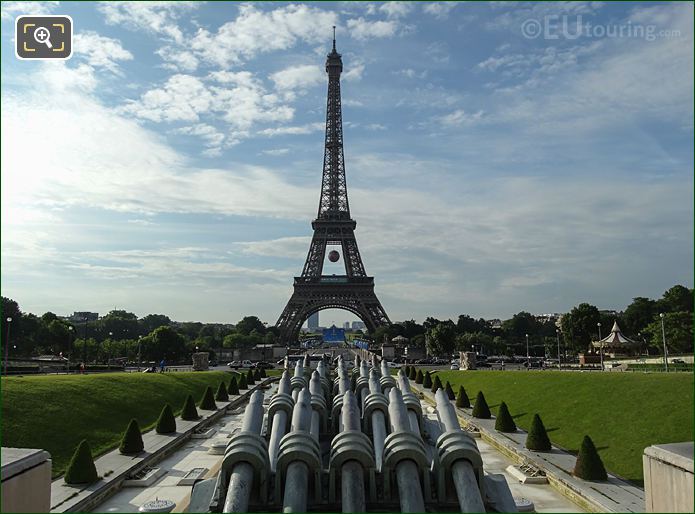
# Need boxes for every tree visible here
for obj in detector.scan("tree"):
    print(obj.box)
[623,297,658,335]
[426,322,456,357]
[456,385,470,408]
[228,376,240,395]
[64,440,99,484]
[246,368,255,385]
[495,402,516,432]
[431,375,443,393]
[456,331,493,353]
[181,395,199,420]
[502,312,539,344]
[235,316,266,335]
[238,373,248,390]
[472,391,491,419]
[156,404,176,434]
[199,386,217,411]
[642,311,693,354]
[415,369,424,384]
[408,366,417,380]
[97,310,139,341]
[561,303,601,350]
[215,382,229,402]
[119,419,144,454]
[573,435,607,480]
[139,314,172,335]
[526,414,551,451]
[658,285,694,314]
[445,381,455,400]
[140,326,186,362]
[423,371,432,388]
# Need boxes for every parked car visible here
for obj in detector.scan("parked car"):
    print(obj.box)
[252,361,274,369]
[450,363,459,370]
[671,358,686,364]
[228,360,253,369]
[386,361,401,368]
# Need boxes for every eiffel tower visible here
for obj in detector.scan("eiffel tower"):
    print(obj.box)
[276,31,390,343]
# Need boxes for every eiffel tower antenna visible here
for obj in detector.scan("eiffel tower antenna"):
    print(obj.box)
[276,38,390,344]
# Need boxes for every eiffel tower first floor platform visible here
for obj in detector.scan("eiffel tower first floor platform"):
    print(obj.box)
[276,275,390,344]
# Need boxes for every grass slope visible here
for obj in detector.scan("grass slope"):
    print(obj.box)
[432,370,693,484]
[2,371,237,477]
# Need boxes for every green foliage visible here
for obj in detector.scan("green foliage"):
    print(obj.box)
[423,371,432,388]
[229,376,240,394]
[181,394,200,420]
[119,419,144,455]
[623,297,658,335]
[445,381,455,400]
[404,365,410,376]
[155,404,176,434]
[431,374,443,393]
[472,391,491,419]
[64,440,99,484]
[456,385,470,408]
[426,322,457,357]
[643,311,694,354]
[495,401,517,432]
[199,386,217,410]
[140,326,186,362]
[415,369,423,384]
[456,331,493,352]
[561,303,601,350]
[215,382,229,402]
[409,366,417,380]
[235,316,267,335]
[659,285,694,313]
[238,373,248,390]
[254,368,261,381]
[526,414,551,451]
[260,367,267,378]
[246,368,255,385]
[573,435,608,480]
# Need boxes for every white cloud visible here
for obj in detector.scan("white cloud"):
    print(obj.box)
[156,46,199,72]
[237,236,311,259]
[122,74,213,122]
[261,148,291,156]
[97,1,199,44]
[1,1,59,20]
[72,31,133,73]
[258,122,324,137]
[379,2,413,19]
[396,68,428,79]
[422,2,459,19]
[190,3,337,68]
[174,123,225,155]
[347,17,398,40]
[270,64,323,91]
[343,61,365,81]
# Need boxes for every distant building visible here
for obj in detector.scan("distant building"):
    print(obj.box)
[322,325,345,345]
[489,319,503,330]
[351,321,366,330]
[307,312,319,330]
[69,312,99,322]
[343,321,350,330]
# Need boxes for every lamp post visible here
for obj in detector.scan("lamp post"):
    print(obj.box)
[597,322,603,371]
[556,329,561,370]
[82,317,88,365]
[137,335,142,371]
[67,325,74,374]
[4,317,12,375]
[659,313,669,372]
[525,333,529,369]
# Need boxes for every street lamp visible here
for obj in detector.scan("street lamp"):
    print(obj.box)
[660,313,669,372]
[137,335,142,371]
[556,329,561,370]
[525,333,529,369]
[597,322,603,371]
[67,325,74,373]
[4,317,12,375]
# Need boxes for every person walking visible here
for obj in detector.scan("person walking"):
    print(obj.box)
[159,358,166,373]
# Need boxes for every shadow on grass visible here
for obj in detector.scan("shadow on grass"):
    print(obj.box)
[511,412,527,419]
[546,427,560,433]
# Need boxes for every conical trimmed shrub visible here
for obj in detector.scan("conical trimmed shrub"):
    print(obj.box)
[238,373,248,390]
[254,368,261,381]
[415,369,423,384]
[215,381,229,402]
[199,386,217,410]
[351,373,357,391]
[64,440,99,484]
[472,391,491,419]
[404,365,411,377]
[260,367,267,378]
[229,376,240,394]
[495,401,516,433]
[119,419,144,455]
[573,435,607,480]
[181,394,200,420]
[431,374,443,393]
[155,404,176,434]
[445,381,456,400]
[456,385,471,408]
[246,368,255,385]
[409,366,417,380]
[423,371,432,388]
[526,414,551,451]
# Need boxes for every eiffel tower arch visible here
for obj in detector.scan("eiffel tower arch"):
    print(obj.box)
[276,32,390,344]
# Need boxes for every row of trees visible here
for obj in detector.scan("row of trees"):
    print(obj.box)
[2,284,691,363]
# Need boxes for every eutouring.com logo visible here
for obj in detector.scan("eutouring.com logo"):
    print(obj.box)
[521,15,681,42]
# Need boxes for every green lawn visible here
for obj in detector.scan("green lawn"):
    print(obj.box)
[427,370,693,485]
[1,371,239,477]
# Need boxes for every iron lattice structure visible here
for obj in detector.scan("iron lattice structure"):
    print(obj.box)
[276,36,390,343]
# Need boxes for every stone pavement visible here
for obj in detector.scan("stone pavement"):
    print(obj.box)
[413,383,645,513]
[50,379,275,513]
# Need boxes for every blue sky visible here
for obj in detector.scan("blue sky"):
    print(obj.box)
[1,1,693,326]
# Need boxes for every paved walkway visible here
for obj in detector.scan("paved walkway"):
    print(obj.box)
[413,383,645,513]
[50,380,274,513]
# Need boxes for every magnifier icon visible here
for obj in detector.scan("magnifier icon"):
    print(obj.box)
[34,26,52,48]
